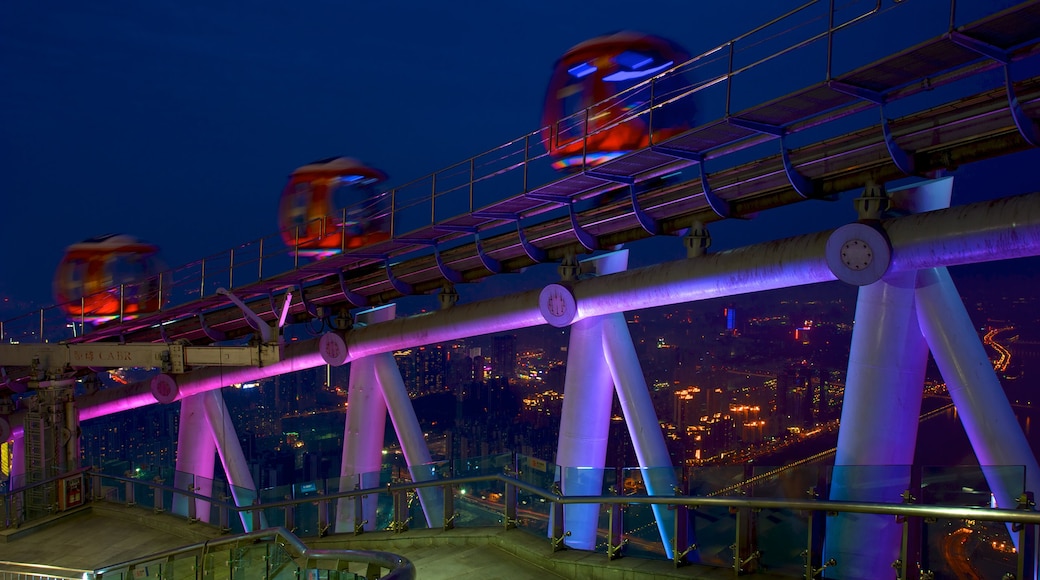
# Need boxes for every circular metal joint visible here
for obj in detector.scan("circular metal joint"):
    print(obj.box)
[151,374,179,405]
[319,332,349,366]
[825,223,891,286]
[539,284,576,328]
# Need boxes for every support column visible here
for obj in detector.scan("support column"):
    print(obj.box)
[915,267,1040,511]
[372,352,444,528]
[554,314,614,550]
[335,356,386,534]
[201,389,267,531]
[172,394,215,522]
[602,312,680,560]
[826,270,929,579]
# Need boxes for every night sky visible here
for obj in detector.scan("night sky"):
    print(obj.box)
[2,0,1037,314]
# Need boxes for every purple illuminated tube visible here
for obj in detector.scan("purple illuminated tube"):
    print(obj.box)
[335,356,385,534]
[553,315,614,551]
[64,190,1040,423]
[172,394,216,522]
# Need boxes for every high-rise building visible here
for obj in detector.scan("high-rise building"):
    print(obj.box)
[492,335,517,379]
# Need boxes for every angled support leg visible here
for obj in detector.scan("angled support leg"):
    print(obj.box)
[916,267,1040,519]
[201,389,267,532]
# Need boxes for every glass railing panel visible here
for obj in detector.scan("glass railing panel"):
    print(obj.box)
[259,482,294,533]
[515,486,551,539]
[404,489,429,531]
[232,543,272,579]
[746,463,827,577]
[289,479,324,537]
[554,466,613,552]
[267,541,301,580]
[685,465,748,568]
[823,464,913,578]
[920,465,1024,580]
[454,482,504,528]
[516,454,555,489]
[454,453,515,477]
[920,516,1018,580]
[202,546,232,580]
[618,466,677,561]
[327,469,383,535]
[168,552,198,580]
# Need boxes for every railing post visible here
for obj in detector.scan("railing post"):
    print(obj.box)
[91,471,103,501]
[258,238,265,281]
[1016,492,1037,580]
[340,208,347,254]
[391,488,408,533]
[228,248,235,290]
[125,479,135,508]
[468,158,475,215]
[317,497,330,537]
[390,189,397,238]
[523,134,530,193]
[218,495,230,534]
[152,478,164,514]
[431,173,437,227]
[443,483,456,531]
[648,77,656,145]
[353,490,365,535]
[251,497,261,532]
[38,308,44,342]
[550,497,567,552]
[672,501,691,567]
[503,455,518,530]
[607,486,624,560]
[199,259,206,298]
[186,475,197,523]
[285,503,296,533]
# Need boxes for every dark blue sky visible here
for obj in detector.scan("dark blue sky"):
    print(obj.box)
[1,0,1035,313]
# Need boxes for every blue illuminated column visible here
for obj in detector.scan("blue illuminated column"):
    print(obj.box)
[826,178,950,579]
[826,270,928,577]
[552,250,678,557]
[201,389,266,531]
[172,394,216,522]
[335,355,385,534]
[554,314,614,550]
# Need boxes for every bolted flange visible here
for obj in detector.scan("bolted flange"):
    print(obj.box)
[825,222,892,286]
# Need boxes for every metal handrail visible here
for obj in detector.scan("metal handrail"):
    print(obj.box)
[0,560,90,580]
[83,466,1039,578]
[0,0,1029,345]
[91,526,415,580]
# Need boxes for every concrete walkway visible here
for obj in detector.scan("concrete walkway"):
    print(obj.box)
[1,504,799,579]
